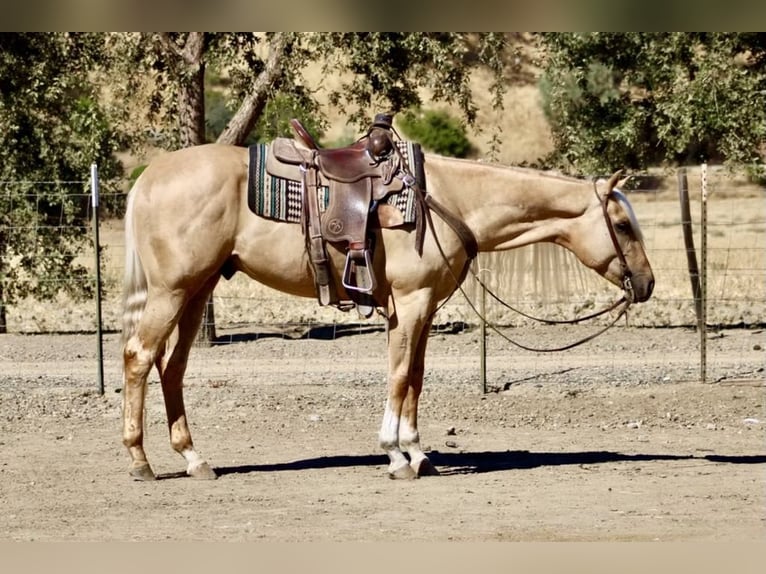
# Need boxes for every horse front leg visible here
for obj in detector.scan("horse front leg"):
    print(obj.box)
[379,294,435,479]
[399,316,439,477]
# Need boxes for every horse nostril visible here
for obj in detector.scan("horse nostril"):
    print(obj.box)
[644,277,655,300]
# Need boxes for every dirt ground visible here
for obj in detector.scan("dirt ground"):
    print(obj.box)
[0,323,764,541]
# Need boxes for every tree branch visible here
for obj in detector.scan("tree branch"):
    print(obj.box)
[182,32,205,65]
[216,32,292,146]
[155,33,185,61]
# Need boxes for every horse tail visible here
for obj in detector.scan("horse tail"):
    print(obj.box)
[121,188,148,347]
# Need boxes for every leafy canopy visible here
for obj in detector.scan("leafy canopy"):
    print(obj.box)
[0,33,122,317]
[540,32,766,175]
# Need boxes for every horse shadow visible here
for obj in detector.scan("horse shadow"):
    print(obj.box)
[212,322,385,344]
[211,320,468,344]
[152,449,766,480]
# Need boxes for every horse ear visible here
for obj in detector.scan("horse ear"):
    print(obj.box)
[606,169,624,192]
[617,174,632,189]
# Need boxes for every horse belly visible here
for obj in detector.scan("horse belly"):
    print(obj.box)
[232,217,323,298]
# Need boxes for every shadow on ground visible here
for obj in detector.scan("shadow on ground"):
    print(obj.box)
[154,449,766,480]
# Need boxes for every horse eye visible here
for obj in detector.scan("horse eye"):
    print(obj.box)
[615,221,631,234]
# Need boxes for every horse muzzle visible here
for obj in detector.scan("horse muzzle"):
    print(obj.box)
[625,272,654,303]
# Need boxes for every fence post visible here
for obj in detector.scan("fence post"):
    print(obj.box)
[91,163,105,395]
[677,168,703,331]
[196,295,217,347]
[700,164,708,384]
[480,281,487,394]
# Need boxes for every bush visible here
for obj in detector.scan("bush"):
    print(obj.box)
[398,109,474,158]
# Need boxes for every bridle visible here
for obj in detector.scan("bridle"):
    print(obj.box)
[597,182,635,303]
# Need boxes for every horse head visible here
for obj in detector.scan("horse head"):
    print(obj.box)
[571,171,655,303]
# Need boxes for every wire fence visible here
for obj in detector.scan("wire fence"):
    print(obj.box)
[2,166,764,389]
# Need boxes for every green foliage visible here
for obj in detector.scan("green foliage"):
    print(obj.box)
[206,88,324,145]
[540,33,766,176]
[129,165,147,184]
[204,89,231,143]
[0,33,123,323]
[398,108,474,158]
[253,92,325,143]
[308,33,509,131]
[103,32,511,149]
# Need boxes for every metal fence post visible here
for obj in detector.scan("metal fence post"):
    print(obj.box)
[91,163,105,395]
[700,164,708,384]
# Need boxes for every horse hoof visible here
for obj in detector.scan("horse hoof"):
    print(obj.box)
[129,463,156,481]
[388,463,418,480]
[412,458,440,477]
[188,462,217,480]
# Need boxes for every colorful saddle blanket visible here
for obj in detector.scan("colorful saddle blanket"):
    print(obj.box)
[247,141,420,225]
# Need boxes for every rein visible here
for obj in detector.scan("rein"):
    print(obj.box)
[395,152,633,353]
[426,202,632,352]
[596,181,635,299]
[469,180,636,327]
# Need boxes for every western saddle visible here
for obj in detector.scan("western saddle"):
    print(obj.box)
[265,113,419,317]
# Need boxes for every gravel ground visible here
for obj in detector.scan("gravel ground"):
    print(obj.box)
[0,324,764,541]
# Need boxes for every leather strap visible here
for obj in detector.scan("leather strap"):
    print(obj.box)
[424,194,478,260]
[290,118,319,150]
[595,181,634,301]
[301,161,332,305]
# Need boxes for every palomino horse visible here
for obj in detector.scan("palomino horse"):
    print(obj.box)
[121,144,654,481]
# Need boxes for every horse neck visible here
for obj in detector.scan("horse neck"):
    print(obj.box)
[427,156,594,252]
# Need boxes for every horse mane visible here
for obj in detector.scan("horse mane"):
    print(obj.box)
[465,244,592,305]
[426,154,602,303]
[427,153,587,185]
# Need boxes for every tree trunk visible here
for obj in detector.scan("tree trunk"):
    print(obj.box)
[177,34,215,345]
[155,33,217,345]
[197,33,291,345]
[0,282,6,334]
[156,32,207,148]
[0,231,6,334]
[217,32,291,146]
[178,59,206,148]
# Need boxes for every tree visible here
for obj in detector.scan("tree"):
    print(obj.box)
[0,33,123,333]
[100,32,513,343]
[104,33,510,148]
[539,33,766,176]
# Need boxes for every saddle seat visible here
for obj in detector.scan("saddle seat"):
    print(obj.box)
[265,114,407,317]
[316,142,388,183]
[291,118,395,183]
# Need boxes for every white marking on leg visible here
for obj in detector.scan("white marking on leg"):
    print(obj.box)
[399,418,426,467]
[182,448,206,474]
[378,402,409,472]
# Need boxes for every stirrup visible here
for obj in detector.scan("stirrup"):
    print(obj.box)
[342,249,376,294]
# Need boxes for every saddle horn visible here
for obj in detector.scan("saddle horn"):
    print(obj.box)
[366,113,396,161]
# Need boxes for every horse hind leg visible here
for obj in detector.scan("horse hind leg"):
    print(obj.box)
[157,280,219,480]
[122,294,185,481]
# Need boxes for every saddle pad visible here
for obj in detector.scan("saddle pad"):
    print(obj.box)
[247,141,421,225]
